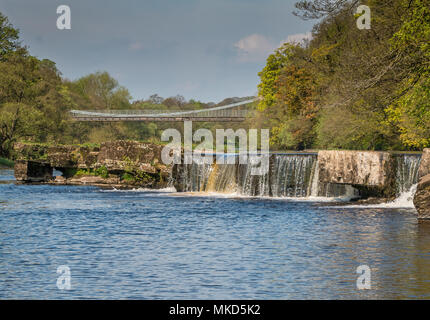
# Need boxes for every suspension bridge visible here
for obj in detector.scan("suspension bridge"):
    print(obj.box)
[70,98,257,122]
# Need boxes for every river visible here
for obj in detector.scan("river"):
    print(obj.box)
[0,168,429,299]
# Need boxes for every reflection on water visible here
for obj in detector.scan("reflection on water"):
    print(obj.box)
[0,169,429,299]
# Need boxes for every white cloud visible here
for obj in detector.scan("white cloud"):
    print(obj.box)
[279,32,312,47]
[234,34,275,63]
[234,32,313,63]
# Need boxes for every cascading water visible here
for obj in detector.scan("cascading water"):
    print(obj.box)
[174,153,357,198]
[270,154,316,197]
[339,154,422,208]
[394,154,421,195]
[381,153,422,208]
[175,157,212,192]
[172,152,423,204]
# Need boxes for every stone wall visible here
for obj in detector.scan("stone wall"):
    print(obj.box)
[317,150,395,197]
[13,141,170,188]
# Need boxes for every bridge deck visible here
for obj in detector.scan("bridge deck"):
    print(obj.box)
[72,116,246,122]
[69,98,256,122]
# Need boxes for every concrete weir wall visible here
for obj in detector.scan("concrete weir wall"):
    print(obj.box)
[317,150,395,197]
[414,149,430,219]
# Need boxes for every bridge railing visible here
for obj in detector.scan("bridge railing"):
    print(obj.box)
[70,109,250,118]
[70,97,257,120]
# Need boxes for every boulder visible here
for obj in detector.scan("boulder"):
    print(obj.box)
[14,160,53,182]
[418,148,430,179]
[317,151,395,196]
[414,174,430,219]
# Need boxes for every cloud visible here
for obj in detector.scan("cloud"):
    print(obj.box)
[279,32,312,47]
[129,42,144,51]
[234,34,275,63]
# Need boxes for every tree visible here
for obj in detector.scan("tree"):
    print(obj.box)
[0,12,21,59]
[71,71,131,110]
[149,94,163,104]
[385,0,430,149]
[256,0,429,151]
[257,44,295,112]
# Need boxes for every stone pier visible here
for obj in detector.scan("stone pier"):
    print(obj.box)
[14,160,53,182]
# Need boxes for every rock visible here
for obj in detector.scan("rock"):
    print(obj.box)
[69,176,105,184]
[317,150,395,197]
[414,174,430,219]
[418,149,430,179]
[68,175,121,185]
[54,176,66,184]
[14,160,53,182]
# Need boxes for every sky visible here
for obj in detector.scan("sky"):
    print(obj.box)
[0,0,314,103]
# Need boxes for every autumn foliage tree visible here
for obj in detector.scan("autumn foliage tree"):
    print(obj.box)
[257,0,430,151]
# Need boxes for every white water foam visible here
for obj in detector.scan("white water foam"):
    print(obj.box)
[100,187,177,193]
[335,184,418,209]
[102,189,358,203]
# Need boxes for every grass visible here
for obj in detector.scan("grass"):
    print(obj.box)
[75,166,109,179]
[0,157,14,168]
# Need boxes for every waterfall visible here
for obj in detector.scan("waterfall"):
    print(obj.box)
[206,163,238,193]
[176,157,212,192]
[310,159,319,197]
[174,153,362,198]
[238,161,270,196]
[270,154,316,197]
[173,152,423,203]
[175,153,323,197]
[395,154,421,195]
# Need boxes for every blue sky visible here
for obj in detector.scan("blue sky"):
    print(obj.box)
[0,0,314,102]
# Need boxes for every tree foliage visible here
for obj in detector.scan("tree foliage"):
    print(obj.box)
[257,0,430,151]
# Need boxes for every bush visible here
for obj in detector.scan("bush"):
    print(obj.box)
[0,157,14,167]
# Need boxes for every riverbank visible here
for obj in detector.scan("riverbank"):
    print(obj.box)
[0,157,14,168]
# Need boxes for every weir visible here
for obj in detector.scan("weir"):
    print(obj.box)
[12,141,426,207]
[173,153,422,199]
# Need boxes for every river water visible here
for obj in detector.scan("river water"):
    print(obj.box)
[1,168,429,299]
